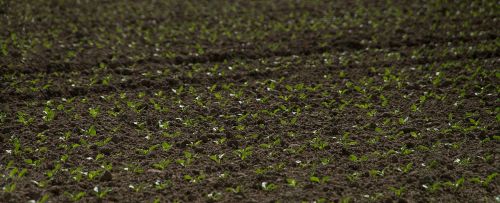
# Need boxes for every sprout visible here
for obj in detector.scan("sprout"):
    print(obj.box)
[234,147,253,160]
[93,186,111,199]
[209,154,224,164]
[261,182,277,191]
[89,107,100,118]
[42,107,56,122]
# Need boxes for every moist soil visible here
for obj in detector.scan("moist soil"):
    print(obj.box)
[0,0,499,202]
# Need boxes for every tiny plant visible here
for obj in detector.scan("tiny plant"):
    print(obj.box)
[235,146,253,160]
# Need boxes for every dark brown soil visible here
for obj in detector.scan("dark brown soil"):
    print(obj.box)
[0,0,499,202]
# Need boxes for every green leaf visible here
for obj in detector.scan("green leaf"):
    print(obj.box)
[162,142,172,151]
[310,176,320,183]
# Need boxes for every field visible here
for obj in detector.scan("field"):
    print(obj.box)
[1,0,499,202]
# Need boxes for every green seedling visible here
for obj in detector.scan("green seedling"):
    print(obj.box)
[64,191,86,202]
[89,107,100,118]
[310,175,330,184]
[85,125,97,136]
[43,107,56,122]
[234,147,253,160]
[286,178,298,187]
[161,142,172,151]
[17,111,34,126]
[209,154,224,164]
[153,159,171,170]
[261,182,277,191]
[226,185,243,194]
[93,186,111,199]
[388,186,405,197]
[310,137,328,150]
[176,151,194,167]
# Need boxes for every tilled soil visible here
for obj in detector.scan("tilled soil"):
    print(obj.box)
[0,0,499,202]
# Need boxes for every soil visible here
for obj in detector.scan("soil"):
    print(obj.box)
[0,0,499,202]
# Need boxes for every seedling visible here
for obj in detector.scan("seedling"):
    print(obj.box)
[11,137,22,155]
[470,172,498,187]
[176,151,195,167]
[183,173,206,183]
[161,142,172,151]
[388,186,405,197]
[346,172,361,182]
[368,168,385,177]
[93,186,111,199]
[158,120,169,129]
[348,154,368,162]
[422,179,438,192]
[85,125,97,136]
[89,107,100,118]
[443,177,465,189]
[129,183,148,192]
[226,185,243,194]
[88,170,103,180]
[310,175,330,184]
[154,180,171,190]
[137,144,159,155]
[398,163,413,173]
[234,147,253,160]
[45,163,62,179]
[35,193,50,203]
[209,154,224,164]
[286,178,297,187]
[310,137,328,150]
[153,159,171,170]
[43,107,56,122]
[17,111,34,126]
[207,192,223,201]
[261,182,277,191]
